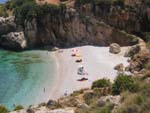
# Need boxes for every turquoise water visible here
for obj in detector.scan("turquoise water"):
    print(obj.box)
[0,49,56,110]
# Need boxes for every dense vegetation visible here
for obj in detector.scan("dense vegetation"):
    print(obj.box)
[92,78,111,89]
[113,72,150,113]
[76,71,150,113]
[0,4,8,17]
[14,105,24,111]
[112,74,138,95]
[75,0,124,7]
[12,0,65,25]
[3,0,66,26]
[0,105,8,113]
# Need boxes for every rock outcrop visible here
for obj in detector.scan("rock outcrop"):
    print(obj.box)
[126,50,150,73]
[0,1,142,50]
[0,16,16,36]
[109,43,121,54]
[0,32,27,50]
[114,63,124,72]
[97,95,121,107]
[10,107,74,113]
[76,0,150,34]
[24,11,137,48]
[124,45,141,57]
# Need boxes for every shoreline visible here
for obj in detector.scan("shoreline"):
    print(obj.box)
[48,46,129,100]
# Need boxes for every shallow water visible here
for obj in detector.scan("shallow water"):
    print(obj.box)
[0,50,56,110]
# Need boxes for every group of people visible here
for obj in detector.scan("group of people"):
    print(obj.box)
[71,48,89,81]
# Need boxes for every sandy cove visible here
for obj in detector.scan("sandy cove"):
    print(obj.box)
[49,46,129,100]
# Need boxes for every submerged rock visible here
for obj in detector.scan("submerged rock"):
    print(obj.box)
[109,43,121,54]
[0,32,27,50]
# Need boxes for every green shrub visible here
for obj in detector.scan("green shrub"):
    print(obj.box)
[99,104,113,113]
[146,41,150,49]
[11,0,34,8]
[141,71,150,80]
[112,0,124,8]
[130,35,139,44]
[143,32,150,42]
[0,5,8,17]
[14,105,24,111]
[75,0,91,6]
[14,1,66,26]
[14,1,38,25]
[112,74,138,95]
[92,78,111,89]
[0,105,8,113]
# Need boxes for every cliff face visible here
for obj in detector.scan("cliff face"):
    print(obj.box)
[1,0,145,50]
[24,8,137,48]
[75,0,150,34]
[0,16,16,36]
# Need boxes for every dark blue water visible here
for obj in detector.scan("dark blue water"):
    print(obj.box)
[0,50,56,110]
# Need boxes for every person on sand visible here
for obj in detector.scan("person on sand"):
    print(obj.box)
[64,90,68,97]
[43,88,45,93]
[13,104,16,108]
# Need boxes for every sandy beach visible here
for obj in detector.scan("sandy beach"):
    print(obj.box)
[49,46,129,100]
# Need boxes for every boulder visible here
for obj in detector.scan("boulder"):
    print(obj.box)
[0,16,16,36]
[97,95,121,107]
[109,43,121,54]
[51,47,59,51]
[124,45,140,57]
[47,100,58,108]
[127,50,150,73]
[59,96,81,107]
[0,32,27,50]
[26,108,35,113]
[97,99,106,107]
[77,103,89,110]
[83,90,95,101]
[114,63,124,72]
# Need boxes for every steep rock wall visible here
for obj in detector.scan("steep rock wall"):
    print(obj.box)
[24,9,137,48]
[76,0,150,34]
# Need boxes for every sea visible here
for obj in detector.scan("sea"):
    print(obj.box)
[0,49,56,110]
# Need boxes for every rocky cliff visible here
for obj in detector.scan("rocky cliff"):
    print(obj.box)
[1,0,147,50]
[24,8,138,48]
[75,0,150,34]
[0,16,16,36]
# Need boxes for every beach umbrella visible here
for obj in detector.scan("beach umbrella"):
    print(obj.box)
[72,48,78,52]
